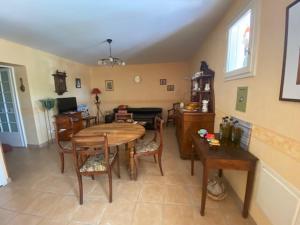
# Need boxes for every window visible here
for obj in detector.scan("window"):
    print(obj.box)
[226,4,256,80]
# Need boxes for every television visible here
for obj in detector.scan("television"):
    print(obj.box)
[57,97,77,114]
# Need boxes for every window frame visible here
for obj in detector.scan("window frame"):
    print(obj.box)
[225,1,257,80]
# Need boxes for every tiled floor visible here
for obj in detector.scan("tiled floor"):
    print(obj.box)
[0,127,256,225]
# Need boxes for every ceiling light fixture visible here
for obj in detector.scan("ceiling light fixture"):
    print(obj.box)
[97,39,126,66]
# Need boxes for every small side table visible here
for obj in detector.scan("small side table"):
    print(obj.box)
[83,116,97,128]
[190,133,258,218]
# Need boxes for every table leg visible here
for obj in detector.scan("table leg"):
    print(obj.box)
[191,144,195,176]
[127,141,136,180]
[200,163,208,216]
[218,169,223,177]
[243,169,255,218]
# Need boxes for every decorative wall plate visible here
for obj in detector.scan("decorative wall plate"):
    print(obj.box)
[133,75,142,83]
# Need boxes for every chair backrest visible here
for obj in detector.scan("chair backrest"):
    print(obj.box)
[154,116,164,151]
[173,102,180,110]
[115,112,133,122]
[54,115,74,142]
[54,112,84,142]
[72,134,109,172]
[70,112,84,133]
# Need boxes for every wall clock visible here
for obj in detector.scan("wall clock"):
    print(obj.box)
[133,75,142,83]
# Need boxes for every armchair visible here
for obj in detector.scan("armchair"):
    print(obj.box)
[166,103,180,126]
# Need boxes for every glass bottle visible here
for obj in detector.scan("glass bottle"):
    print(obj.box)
[231,121,243,147]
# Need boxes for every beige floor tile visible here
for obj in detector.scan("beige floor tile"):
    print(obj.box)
[162,204,195,225]
[115,181,142,202]
[182,174,202,187]
[37,218,69,225]
[188,186,220,209]
[24,192,62,216]
[67,222,95,225]
[0,189,40,212]
[70,199,107,224]
[139,183,166,203]
[224,212,255,225]
[5,214,42,225]
[0,208,16,225]
[132,203,162,225]
[69,178,98,197]
[33,175,76,195]
[164,174,185,185]
[140,174,165,185]
[0,188,16,206]
[139,160,162,176]
[164,185,191,204]
[99,199,136,225]
[87,179,119,202]
[194,210,227,225]
[46,196,80,222]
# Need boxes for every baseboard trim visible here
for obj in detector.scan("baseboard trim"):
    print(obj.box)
[27,141,53,149]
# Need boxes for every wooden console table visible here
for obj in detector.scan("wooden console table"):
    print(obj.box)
[190,133,258,218]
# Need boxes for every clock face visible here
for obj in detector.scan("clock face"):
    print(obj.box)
[134,75,141,83]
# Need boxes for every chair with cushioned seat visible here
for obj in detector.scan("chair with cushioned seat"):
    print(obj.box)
[166,102,180,126]
[54,113,84,173]
[115,112,133,123]
[72,134,120,204]
[133,117,164,180]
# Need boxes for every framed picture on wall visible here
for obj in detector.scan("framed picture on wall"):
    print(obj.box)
[75,78,81,88]
[280,0,300,101]
[167,84,175,91]
[105,80,114,91]
[160,79,167,85]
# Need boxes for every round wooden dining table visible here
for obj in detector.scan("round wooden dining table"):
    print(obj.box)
[75,122,145,179]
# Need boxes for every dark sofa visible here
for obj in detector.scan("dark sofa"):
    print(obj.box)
[105,107,162,129]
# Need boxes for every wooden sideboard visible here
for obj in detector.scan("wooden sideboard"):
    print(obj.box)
[175,109,214,159]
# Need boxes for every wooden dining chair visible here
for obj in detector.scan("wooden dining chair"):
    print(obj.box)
[166,102,180,126]
[115,112,133,123]
[54,112,84,173]
[72,134,120,204]
[134,117,164,180]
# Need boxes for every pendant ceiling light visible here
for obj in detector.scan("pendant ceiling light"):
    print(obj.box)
[97,39,126,66]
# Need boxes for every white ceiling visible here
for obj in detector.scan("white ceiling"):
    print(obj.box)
[0,0,232,65]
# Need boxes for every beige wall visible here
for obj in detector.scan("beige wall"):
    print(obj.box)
[13,65,38,145]
[89,63,190,120]
[190,0,299,224]
[0,39,91,145]
[0,38,190,145]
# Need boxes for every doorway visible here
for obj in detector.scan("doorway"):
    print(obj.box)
[0,66,26,147]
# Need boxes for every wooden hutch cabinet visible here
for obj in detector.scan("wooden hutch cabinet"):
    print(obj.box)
[175,61,215,159]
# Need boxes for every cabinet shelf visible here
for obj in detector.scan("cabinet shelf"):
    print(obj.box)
[190,62,215,113]
[175,61,215,160]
